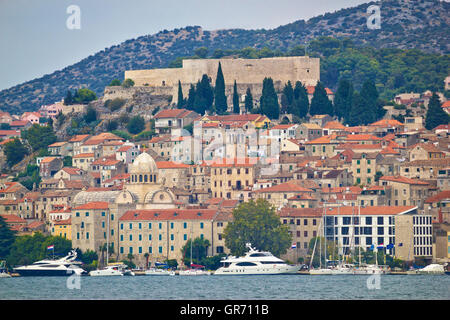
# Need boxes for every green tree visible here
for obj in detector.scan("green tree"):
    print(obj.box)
[214,62,228,114]
[186,84,196,111]
[0,215,16,260]
[260,77,280,120]
[334,79,354,122]
[293,81,309,118]
[223,199,291,257]
[3,138,28,167]
[244,87,253,113]
[309,81,333,116]
[177,80,185,108]
[64,90,73,105]
[281,81,295,114]
[22,123,57,153]
[232,80,240,114]
[360,80,384,123]
[83,106,97,123]
[127,116,146,134]
[193,75,214,115]
[347,92,366,126]
[425,92,449,130]
[122,78,135,88]
[74,88,97,104]
[109,79,121,86]
[181,237,210,266]
[194,47,208,59]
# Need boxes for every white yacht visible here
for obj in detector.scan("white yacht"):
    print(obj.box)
[407,264,444,275]
[353,264,390,275]
[89,263,135,276]
[13,250,86,276]
[179,264,212,276]
[214,243,301,275]
[145,268,176,276]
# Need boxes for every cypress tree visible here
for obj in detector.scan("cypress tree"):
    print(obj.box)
[177,80,184,108]
[334,79,354,122]
[293,81,309,118]
[260,77,280,120]
[360,80,382,123]
[425,92,450,130]
[348,92,366,126]
[194,75,214,115]
[244,87,253,113]
[309,81,333,116]
[186,84,196,111]
[281,81,294,114]
[232,80,240,114]
[214,62,227,114]
[64,90,73,105]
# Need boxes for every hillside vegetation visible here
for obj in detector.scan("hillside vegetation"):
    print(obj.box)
[0,0,448,113]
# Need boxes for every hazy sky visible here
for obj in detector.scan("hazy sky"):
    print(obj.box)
[0,0,373,90]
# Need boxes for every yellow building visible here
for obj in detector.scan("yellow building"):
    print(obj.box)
[210,158,256,200]
[52,218,72,240]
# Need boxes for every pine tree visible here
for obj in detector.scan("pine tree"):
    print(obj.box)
[177,80,184,108]
[309,81,333,116]
[260,77,280,120]
[214,62,227,114]
[293,81,309,118]
[425,92,450,130]
[244,87,253,113]
[334,79,354,122]
[232,80,240,114]
[193,75,214,115]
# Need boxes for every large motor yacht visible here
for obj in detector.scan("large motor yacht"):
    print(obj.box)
[214,243,301,275]
[13,250,86,276]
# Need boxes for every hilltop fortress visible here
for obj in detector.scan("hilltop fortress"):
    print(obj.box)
[105,56,320,110]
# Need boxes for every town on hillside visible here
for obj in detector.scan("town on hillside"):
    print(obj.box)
[0,57,449,271]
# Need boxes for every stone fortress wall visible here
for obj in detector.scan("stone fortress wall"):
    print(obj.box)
[113,56,320,110]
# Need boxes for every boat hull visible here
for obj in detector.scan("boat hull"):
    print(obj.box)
[13,269,83,277]
[214,265,300,275]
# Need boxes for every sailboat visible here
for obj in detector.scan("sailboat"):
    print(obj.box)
[89,211,134,276]
[309,207,333,275]
[179,224,211,276]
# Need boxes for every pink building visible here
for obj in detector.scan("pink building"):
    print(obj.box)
[21,112,43,124]
[39,101,64,119]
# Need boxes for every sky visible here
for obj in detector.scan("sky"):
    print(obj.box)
[0,0,374,91]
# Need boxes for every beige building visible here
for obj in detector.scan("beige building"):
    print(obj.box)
[400,158,450,181]
[254,182,314,209]
[304,135,339,158]
[351,152,383,186]
[117,208,226,266]
[379,176,432,209]
[278,207,322,261]
[408,143,445,161]
[210,159,256,200]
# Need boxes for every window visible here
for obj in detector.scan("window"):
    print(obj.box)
[377,217,384,225]
[86,232,89,239]
[129,223,132,230]
[85,212,89,217]
[139,223,142,229]
[200,222,204,229]
[129,235,132,241]
[184,234,187,241]
[183,222,187,229]
[366,217,372,225]
[148,223,152,229]
[378,227,384,235]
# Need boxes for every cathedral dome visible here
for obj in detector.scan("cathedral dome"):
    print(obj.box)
[129,152,158,174]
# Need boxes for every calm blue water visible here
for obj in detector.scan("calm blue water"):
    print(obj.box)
[0,275,449,300]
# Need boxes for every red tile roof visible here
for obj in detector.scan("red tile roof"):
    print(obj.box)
[255,182,313,193]
[156,161,191,169]
[72,202,109,210]
[73,153,94,158]
[119,209,217,221]
[379,176,429,185]
[154,109,193,119]
[425,190,450,203]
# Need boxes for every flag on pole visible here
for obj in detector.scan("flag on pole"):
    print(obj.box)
[369,244,375,251]
[291,243,297,249]
[47,245,54,250]
[386,243,394,250]
[377,244,384,250]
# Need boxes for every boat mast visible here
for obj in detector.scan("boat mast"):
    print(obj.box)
[106,209,110,266]
[358,205,361,266]
[324,204,327,269]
